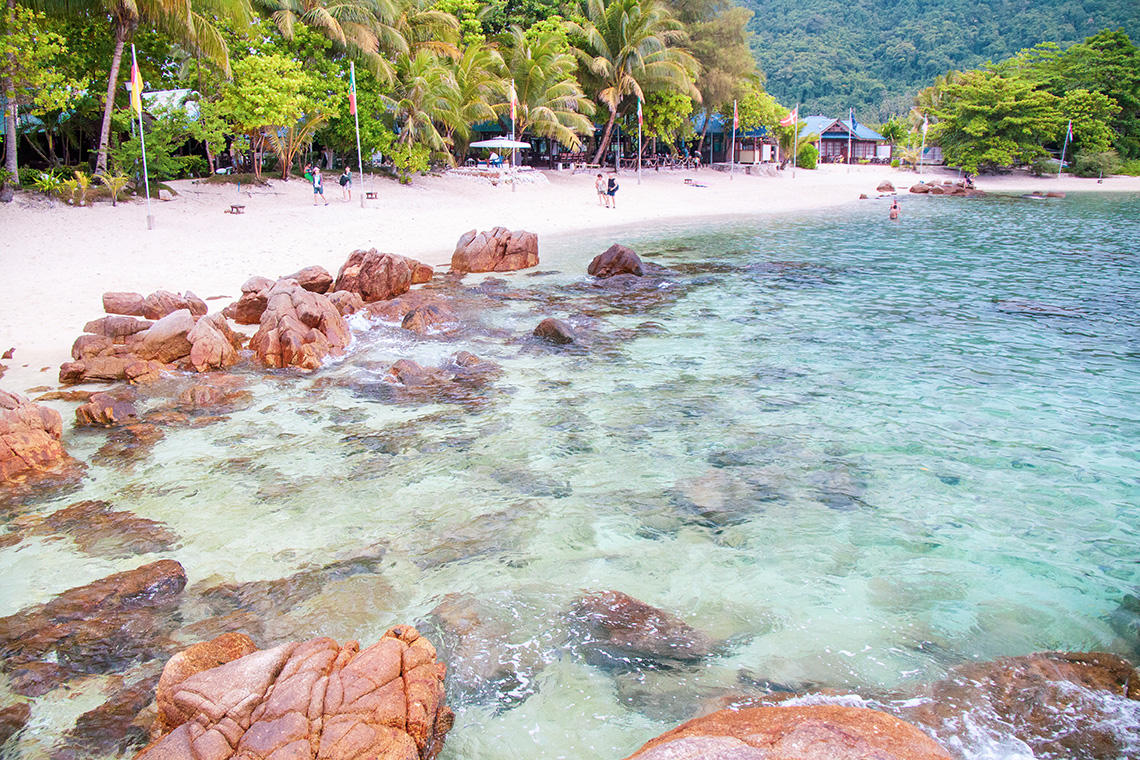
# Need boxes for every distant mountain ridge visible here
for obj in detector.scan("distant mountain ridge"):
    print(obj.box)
[741,0,1140,121]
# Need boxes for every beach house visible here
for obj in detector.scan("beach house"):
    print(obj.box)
[800,116,890,162]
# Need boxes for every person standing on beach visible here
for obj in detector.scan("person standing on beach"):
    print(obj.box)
[596,173,608,207]
[312,167,329,206]
[607,176,618,209]
[339,167,353,202]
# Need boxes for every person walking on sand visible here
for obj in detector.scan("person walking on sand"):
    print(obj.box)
[596,173,608,207]
[607,176,619,209]
[339,167,353,202]
[889,199,900,220]
[312,167,329,206]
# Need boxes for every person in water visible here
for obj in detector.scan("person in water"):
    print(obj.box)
[889,199,900,220]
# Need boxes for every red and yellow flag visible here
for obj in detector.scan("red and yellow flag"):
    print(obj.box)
[510,83,517,122]
[129,59,143,117]
[348,62,358,116]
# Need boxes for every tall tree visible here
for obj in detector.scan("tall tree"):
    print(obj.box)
[382,49,459,155]
[444,41,503,160]
[502,26,594,149]
[33,0,251,174]
[255,0,398,80]
[569,0,698,165]
[930,70,1061,173]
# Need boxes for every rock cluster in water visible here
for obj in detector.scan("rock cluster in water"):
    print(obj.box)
[908,179,985,196]
[451,227,539,273]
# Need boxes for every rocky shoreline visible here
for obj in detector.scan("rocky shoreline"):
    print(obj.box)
[2,228,1139,759]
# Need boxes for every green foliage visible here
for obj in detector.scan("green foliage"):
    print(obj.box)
[1071,148,1119,176]
[63,170,93,206]
[890,158,900,167]
[1118,157,1140,174]
[0,6,84,114]
[32,171,66,195]
[643,91,693,145]
[719,82,782,131]
[110,105,197,181]
[504,26,594,148]
[796,142,817,169]
[877,116,907,144]
[434,0,486,45]
[377,129,430,182]
[740,0,1140,121]
[1060,89,1120,153]
[929,70,1062,173]
[97,173,131,205]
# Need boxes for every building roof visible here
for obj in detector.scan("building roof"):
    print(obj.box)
[692,112,769,138]
[800,115,885,141]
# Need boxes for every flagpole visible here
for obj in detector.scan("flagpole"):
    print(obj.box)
[131,45,154,230]
[510,81,517,194]
[1057,119,1072,180]
[919,116,928,176]
[350,62,365,208]
[730,100,737,181]
[637,97,642,185]
[847,108,853,173]
[792,104,798,179]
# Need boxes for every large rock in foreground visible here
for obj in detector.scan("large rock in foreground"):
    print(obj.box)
[624,705,953,760]
[249,281,351,370]
[451,227,538,273]
[905,651,1140,760]
[588,244,643,278]
[139,625,453,760]
[335,249,433,302]
[0,389,68,483]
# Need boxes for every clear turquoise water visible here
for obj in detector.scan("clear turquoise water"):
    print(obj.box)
[2,192,1139,758]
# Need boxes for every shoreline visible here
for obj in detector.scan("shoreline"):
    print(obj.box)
[2,164,1138,397]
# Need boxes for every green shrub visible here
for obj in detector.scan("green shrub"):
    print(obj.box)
[1029,155,1053,177]
[890,159,900,168]
[797,143,818,170]
[1072,149,1119,178]
[32,171,65,196]
[1116,158,1140,176]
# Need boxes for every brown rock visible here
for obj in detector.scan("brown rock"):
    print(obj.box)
[249,281,351,370]
[140,626,453,760]
[905,651,1140,760]
[187,312,243,372]
[241,275,275,294]
[104,291,148,316]
[570,590,715,667]
[124,359,169,385]
[327,289,366,316]
[334,249,432,302]
[0,560,186,681]
[61,671,161,756]
[84,315,153,339]
[72,333,113,360]
[624,705,953,760]
[534,318,575,345]
[283,265,335,293]
[402,303,456,334]
[142,291,198,320]
[134,310,196,364]
[0,702,31,745]
[877,180,896,192]
[365,290,448,323]
[588,244,644,278]
[37,499,180,557]
[1046,190,1066,198]
[0,389,67,483]
[909,183,932,194]
[152,632,259,738]
[384,359,450,387]
[413,262,435,283]
[222,290,270,325]
[451,227,539,273]
[59,356,128,384]
[76,391,140,426]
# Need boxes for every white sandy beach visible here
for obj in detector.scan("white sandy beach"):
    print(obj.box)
[1,163,1138,396]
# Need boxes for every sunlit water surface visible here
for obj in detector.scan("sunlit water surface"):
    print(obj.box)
[2,192,1139,759]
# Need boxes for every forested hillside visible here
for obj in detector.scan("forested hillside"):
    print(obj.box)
[741,0,1140,120]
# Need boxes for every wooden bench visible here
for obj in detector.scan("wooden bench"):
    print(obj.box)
[229,204,245,214]
[365,192,378,199]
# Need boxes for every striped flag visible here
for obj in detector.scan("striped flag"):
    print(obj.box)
[779,107,797,127]
[733,100,738,130]
[348,62,357,115]
[1066,119,1073,141]
[637,97,642,126]
[510,83,517,122]
[130,58,143,117]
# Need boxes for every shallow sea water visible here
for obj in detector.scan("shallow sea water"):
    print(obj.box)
[2,191,1140,758]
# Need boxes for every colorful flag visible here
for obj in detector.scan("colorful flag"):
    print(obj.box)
[637,97,642,127]
[733,100,738,130]
[779,107,797,127]
[348,63,357,116]
[510,83,517,122]
[130,58,143,117]
[1066,119,1073,140]
[922,115,929,134]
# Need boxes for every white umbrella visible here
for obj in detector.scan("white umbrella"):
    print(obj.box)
[470,136,531,149]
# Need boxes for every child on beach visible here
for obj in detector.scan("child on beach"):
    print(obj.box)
[596,174,608,207]
[339,167,352,202]
[312,168,329,206]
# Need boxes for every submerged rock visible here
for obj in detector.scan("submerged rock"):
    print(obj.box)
[588,244,644,278]
[31,499,180,557]
[904,651,1140,760]
[534,317,576,345]
[75,391,139,427]
[568,590,716,668]
[59,669,162,757]
[0,560,186,694]
[0,702,31,746]
[139,626,453,760]
[624,705,953,760]
[451,227,538,273]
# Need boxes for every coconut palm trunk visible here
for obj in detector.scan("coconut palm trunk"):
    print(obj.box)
[94,21,132,175]
[2,0,17,201]
[591,106,617,165]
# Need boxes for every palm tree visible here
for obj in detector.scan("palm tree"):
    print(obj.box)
[33,0,250,175]
[254,0,399,81]
[568,0,698,165]
[444,42,504,161]
[502,27,594,149]
[383,49,459,155]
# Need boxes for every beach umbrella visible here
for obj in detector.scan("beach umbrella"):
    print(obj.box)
[470,137,531,149]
